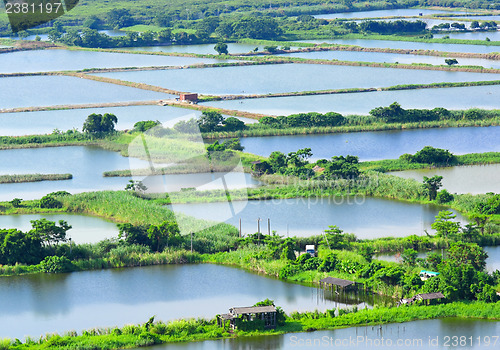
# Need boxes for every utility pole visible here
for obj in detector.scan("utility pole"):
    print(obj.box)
[257,217,261,245]
[268,218,270,235]
[239,218,242,238]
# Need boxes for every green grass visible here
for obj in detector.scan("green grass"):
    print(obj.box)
[361,152,500,172]
[0,174,72,184]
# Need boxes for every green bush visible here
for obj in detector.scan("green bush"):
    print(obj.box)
[39,256,75,273]
[39,195,62,209]
[437,189,454,203]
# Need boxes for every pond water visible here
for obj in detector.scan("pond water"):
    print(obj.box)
[170,197,467,239]
[388,164,500,194]
[122,42,292,55]
[0,49,231,74]
[0,213,118,244]
[434,31,500,41]
[0,104,256,136]
[375,246,500,273]
[94,63,500,95]
[0,264,375,339]
[0,75,172,110]
[238,126,500,161]
[314,8,468,20]
[203,84,500,115]
[132,318,500,350]
[278,50,500,68]
[298,39,500,54]
[0,146,260,201]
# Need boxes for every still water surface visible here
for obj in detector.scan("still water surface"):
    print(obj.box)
[388,164,500,194]
[0,75,171,109]
[203,84,500,115]
[0,49,231,74]
[0,105,256,136]
[278,49,500,68]
[170,197,467,238]
[314,8,468,19]
[238,126,500,161]
[94,63,500,95]
[0,264,371,339]
[0,146,260,200]
[132,318,500,350]
[0,213,118,243]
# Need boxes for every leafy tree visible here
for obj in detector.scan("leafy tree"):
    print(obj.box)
[445,58,459,66]
[431,210,461,239]
[358,245,374,263]
[107,8,134,29]
[214,42,228,55]
[125,180,147,193]
[39,195,62,209]
[447,241,487,271]
[323,155,359,179]
[402,248,418,265]
[369,102,405,123]
[83,113,118,136]
[318,253,338,272]
[436,189,454,203]
[197,110,224,132]
[173,118,199,134]
[423,175,443,201]
[412,146,455,164]
[222,117,245,131]
[264,45,278,53]
[10,198,22,208]
[117,223,150,247]
[0,229,42,265]
[39,256,75,273]
[30,219,71,246]
[147,221,180,251]
[133,120,160,132]
[469,213,491,235]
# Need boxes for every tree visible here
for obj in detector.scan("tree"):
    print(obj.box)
[39,195,62,209]
[133,120,160,132]
[30,219,72,246]
[0,229,42,265]
[10,198,22,208]
[107,8,134,29]
[117,223,150,246]
[125,180,147,193]
[197,110,224,132]
[214,42,228,55]
[359,245,374,263]
[402,248,418,265]
[469,213,491,235]
[445,58,458,66]
[83,113,118,136]
[147,221,180,251]
[431,210,461,239]
[436,189,454,203]
[369,102,405,123]
[423,175,443,201]
[264,45,278,53]
[222,117,245,131]
[447,241,487,271]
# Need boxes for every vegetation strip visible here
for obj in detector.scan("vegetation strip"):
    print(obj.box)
[0,174,72,184]
[0,101,160,114]
[2,303,499,349]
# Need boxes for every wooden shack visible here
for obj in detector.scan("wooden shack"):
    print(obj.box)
[415,292,445,305]
[319,277,359,292]
[218,305,277,330]
[179,93,198,102]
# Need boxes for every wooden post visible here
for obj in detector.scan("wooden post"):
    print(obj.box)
[268,218,270,235]
[239,218,242,238]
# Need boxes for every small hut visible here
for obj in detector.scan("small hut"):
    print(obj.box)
[179,93,198,102]
[415,292,445,305]
[319,277,359,292]
[218,305,277,330]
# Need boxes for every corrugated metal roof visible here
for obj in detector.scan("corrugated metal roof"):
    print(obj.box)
[416,292,445,300]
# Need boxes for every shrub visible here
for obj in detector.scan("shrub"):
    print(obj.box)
[437,189,454,203]
[40,195,62,209]
[39,256,75,273]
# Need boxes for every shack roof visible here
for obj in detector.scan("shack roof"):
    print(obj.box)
[319,277,355,287]
[219,313,235,320]
[230,305,276,315]
[416,292,445,300]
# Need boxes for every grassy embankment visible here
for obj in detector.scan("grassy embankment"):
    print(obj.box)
[2,302,499,350]
[361,152,500,172]
[0,174,72,184]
